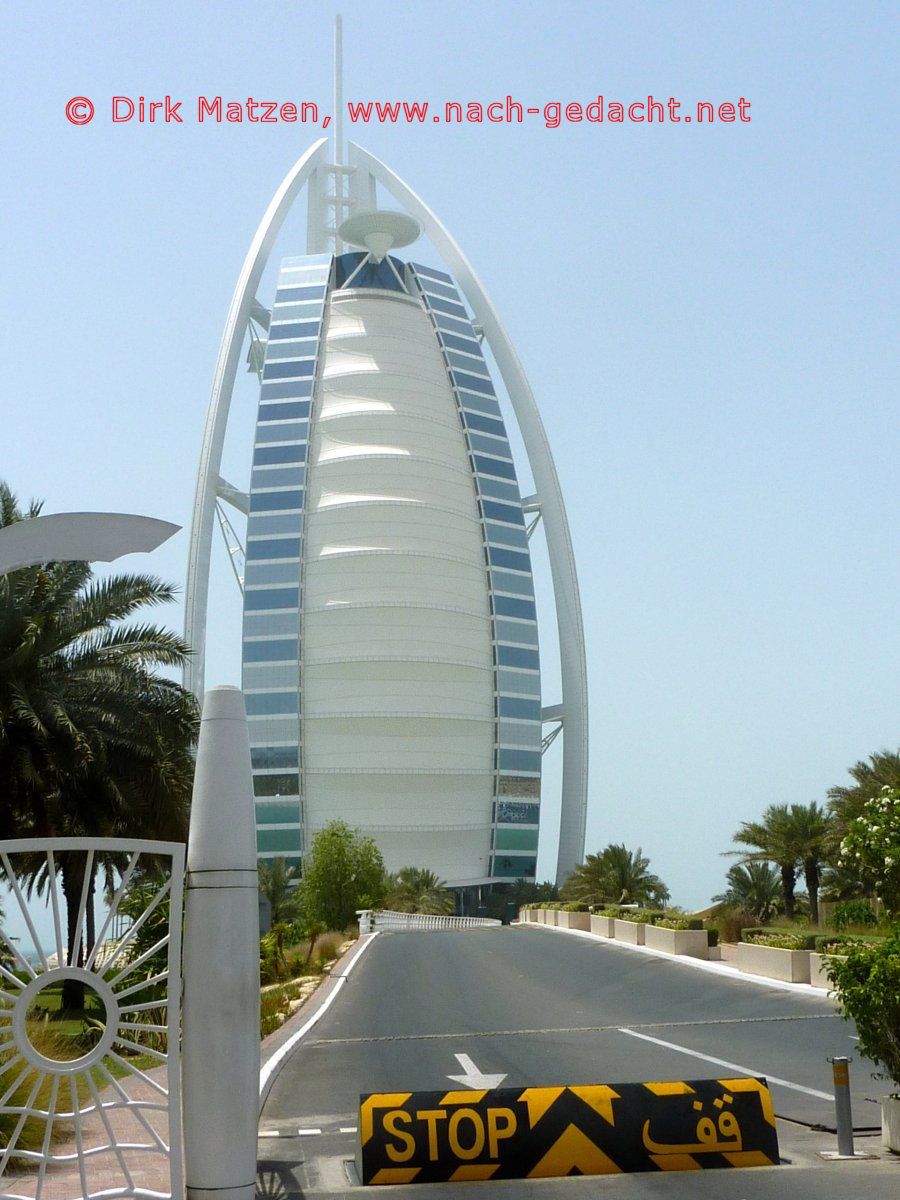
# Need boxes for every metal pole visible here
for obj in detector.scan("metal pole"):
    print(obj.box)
[183,687,260,1200]
[829,1056,855,1157]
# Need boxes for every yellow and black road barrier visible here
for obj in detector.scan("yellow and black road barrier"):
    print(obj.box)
[358,1076,779,1185]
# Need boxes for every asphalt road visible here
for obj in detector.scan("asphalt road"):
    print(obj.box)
[256,926,899,1198]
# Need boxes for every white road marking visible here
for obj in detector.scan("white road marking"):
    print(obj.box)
[258,1130,281,1138]
[618,1027,833,1100]
[297,1127,322,1136]
[446,1051,507,1089]
[259,932,381,1097]
[340,1125,358,1134]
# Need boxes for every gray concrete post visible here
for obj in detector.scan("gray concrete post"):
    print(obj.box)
[183,687,260,1200]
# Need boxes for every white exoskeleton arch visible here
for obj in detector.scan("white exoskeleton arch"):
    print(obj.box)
[183,139,588,885]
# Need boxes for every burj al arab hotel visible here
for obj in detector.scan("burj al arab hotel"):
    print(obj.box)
[184,25,588,889]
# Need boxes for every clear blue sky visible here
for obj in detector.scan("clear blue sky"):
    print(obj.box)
[2,1,897,915]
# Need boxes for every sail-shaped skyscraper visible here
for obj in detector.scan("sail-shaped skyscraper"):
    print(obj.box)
[184,23,588,888]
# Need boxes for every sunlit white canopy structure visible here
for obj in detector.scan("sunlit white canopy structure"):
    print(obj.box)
[183,21,588,885]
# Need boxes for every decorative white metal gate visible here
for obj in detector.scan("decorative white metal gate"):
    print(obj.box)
[0,837,185,1200]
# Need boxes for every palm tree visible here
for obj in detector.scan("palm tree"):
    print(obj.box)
[561,844,669,908]
[713,862,783,922]
[828,749,900,836]
[783,802,832,926]
[384,867,455,915]
[258,858,303,925]
[0,483,198,1005]
[728,802,834,924]
[729,805,799,919]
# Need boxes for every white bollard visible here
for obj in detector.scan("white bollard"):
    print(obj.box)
[182,687,260,1200]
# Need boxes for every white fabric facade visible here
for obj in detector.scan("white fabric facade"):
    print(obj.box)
[242,254,541,886]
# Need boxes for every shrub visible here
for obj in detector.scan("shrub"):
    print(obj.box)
[827,929,900,1088]
[742,930,816,951]
[562,902,590,912]
[706,927,719,947]
[260,988,291,1038]
[713,908,757,944]
[655,914,703,931]
[833,900,878,931]
[815,934,881,953]
[616,909,661,925]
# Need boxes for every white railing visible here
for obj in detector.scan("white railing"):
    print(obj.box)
[358,909,501,933]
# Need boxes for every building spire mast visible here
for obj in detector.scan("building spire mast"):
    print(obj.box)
[333,14,343,168]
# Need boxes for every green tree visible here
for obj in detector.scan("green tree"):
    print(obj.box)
[712,862,783,922]
[839,786,900,916]
[729,803,833,924]
[561,844,669,907]
[384,867,454,915]
[300,820,385,930]
[827,930,900,1087]
[828,749,900,837]
[258,858,303,925]
[0,483,198,1006]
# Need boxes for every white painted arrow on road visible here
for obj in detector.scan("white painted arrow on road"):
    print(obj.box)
[446,1053,507,1090]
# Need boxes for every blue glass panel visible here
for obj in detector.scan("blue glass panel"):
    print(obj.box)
[264,338,319,361]
[243,638,299,663]
[478,476,520,501]
[255,422,308,444]
[242,611,298,636]
[439,331,481,356]
[249,488,304,511]
[411,263,453,285]
[486,521,528,548]
[258,401,311,422]
[334,252,407,292]
[499,696,542,721]
[498,644,539,670]
[435,317,477,343]
[453,371,495,396]
[246,537,301,561]
[497,667,540,696]
[260,380,314,401]
[494,595,536,620]
[498,748,541,772]
[459,392,502,417]
[465,411,506,437]
[253,445,307,467]
[250,745,299,770]
[446,350,488,376]
[256,802,302,825]
[257,828,302,854]
[428,295,468,320]
[262,359,315,381]
[481,500,525,526]
[268,322,321,341]
[253,773,299,797]
[245,691,299,716]
[489,546,531,573]
[274,285,327,302]
[491,570,535,597]
[496,800,540,824]
[243,588,299,612]
[492,855,536,879]
[474,455,517,481]
[245,513,302,537]
[251,465,305,490]
[495,618,538,645]
[244,560,299,585]
[469,432,512,458]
